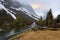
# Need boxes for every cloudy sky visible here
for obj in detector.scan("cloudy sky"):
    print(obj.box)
[16,0,60,18]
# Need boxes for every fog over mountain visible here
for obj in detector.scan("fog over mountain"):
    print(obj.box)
[0,0,39,22]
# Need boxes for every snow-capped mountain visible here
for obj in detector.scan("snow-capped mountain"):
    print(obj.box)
[0,9,14,26]
[0,0,39,22]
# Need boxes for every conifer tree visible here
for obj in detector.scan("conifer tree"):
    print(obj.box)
[46,9,53,25]
[57,15,60,23]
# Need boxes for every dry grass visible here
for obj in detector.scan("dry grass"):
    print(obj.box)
[20,30,60,40]
[9,30,60,40]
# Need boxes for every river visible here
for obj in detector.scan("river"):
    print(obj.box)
[0,22,36,40]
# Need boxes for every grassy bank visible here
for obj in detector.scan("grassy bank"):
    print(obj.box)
[9,30,60,40]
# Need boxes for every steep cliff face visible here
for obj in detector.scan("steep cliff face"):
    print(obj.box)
[0,0,39,25]
[0,9,14,26]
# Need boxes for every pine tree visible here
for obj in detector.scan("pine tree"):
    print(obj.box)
[46,9,53,26]
[36,16,43,26]
[56,15,60,23]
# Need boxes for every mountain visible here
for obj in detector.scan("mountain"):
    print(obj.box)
[39,9,48,20]
[0,0,39,23]
[0,9,14,26]
[21,3,39,18]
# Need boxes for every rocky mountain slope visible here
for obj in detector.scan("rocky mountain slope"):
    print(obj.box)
[0,0,39,22]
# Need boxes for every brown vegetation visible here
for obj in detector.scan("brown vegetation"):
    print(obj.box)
[9,30,60,40]
[48,23,60,28]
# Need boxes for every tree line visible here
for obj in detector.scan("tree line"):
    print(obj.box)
[36,9,60,28]
[0,9,60,31]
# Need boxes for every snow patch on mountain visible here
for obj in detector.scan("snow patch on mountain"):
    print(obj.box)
[0,3,16,19]
[0,0,39,21]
